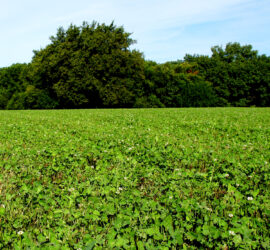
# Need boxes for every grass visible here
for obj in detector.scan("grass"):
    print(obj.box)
[0,108,269,249]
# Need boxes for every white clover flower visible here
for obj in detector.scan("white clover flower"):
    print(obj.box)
[68,188,75,192]
[247,196,253,201]
[228,213,233,218]
[236,183,240,187]
[17,231,24,235]
[225,173,229,177]
[229,230,235,236]
[124,177,128,181]
[91,165,95,169]
[214,158,217,162]
[118,187,123,191]
[248,175,252,178]
[169,196,173,199]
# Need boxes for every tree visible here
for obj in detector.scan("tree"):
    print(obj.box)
[29,21,145,108]
[6,85,58,110]
[140,61,217,107]
[185,42,270,106]
[0,64,27,109]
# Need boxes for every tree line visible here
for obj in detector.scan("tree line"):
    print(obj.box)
[0,21,269,109]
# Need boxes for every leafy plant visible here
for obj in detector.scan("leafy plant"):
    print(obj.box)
[0,108,269,248]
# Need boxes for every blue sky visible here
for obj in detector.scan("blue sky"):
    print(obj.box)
[1,0,269,67]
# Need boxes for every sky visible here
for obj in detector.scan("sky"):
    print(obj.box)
[1,0,270,67]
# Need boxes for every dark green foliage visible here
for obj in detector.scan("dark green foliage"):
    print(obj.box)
[185,42,270,106]
[134,94,165,108]
[0,23,269,109]
[6,86,58,110]
[141,61,217,107]
[0,64,27,109]
[29,22,145,108]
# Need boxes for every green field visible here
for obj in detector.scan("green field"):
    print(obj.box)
[0,108,269,249]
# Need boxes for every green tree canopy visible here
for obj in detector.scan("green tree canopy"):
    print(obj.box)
[185,42,270,106]
[136,61,217,107]
[1,35,269,109]
[0,63,27,109]
[29,21,145,108]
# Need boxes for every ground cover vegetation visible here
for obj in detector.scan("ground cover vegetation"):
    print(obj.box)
[0,21,269,109]
[0,108,269,248]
